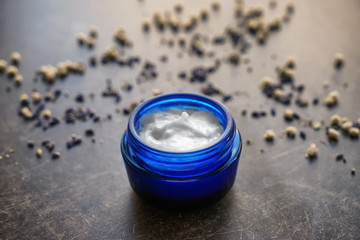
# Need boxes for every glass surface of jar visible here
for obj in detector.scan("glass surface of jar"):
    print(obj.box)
[121,93,242,207]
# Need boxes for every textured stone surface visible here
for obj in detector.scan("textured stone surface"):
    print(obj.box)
[0,0,360,239]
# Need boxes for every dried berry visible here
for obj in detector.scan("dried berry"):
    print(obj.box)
[85,129,95,137]
[89,56,97,67]
[201,83,221,96]
[222,95,232,103]
[190,67,207,82]
[51,152,61,159]
[27,141,35,148]
[336,154,344,161]
[299,131,306,140]
[67,134,82,149]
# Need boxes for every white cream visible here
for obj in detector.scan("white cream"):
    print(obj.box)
[139,109,223,152]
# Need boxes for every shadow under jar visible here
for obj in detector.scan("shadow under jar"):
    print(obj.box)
[121,93,242,208]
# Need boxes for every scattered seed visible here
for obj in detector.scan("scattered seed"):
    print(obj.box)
[114,27,132,47]
[334,53,344,69]
[285,126,297,138]
[264,129,275,142]
[324,91,339,107]
[27,141,35,148]
[327,128,340,142]
[211,2,220,11]
[260,76,273,90]
[199,9,209,21]
[270,108,276,116]
[279,68,294,83]
[312,122,321,131]
[312,98,319,106]
[159,55,168,63]
[178,36,186,48]
[89,56,97,67]
[89,26,98,38]
[120,83,133,92]
[174,3,183,13]
[21,107,33,120]
[13,74,23,86]
[296,84,305,93]
[273,88,284,100]
[152,88,162,96]
[0,59,7,72]
[51,152,61,159]
[11,52,21,65]
[36,148,43,158]
[42,140,55,152]
[32,92,41,103]
[268,17,281,31]
[190,66,207,82]
[330,114,341,126]
[19,94,29,104]
[341,121,352,133]
[67,134,82,149]
[75,93,85,103]
[201,83,221,96]
[128,102,139,113]
[77,33,87,45]
[284,108,294,121]
[299,131,306,140]
[234,2,244,18]
[305,143,318,159]
[286,2,295,14]
[123,108,130,115]
[167,38,175,47]
[85,129,95,137]
[269,0,277,8]
[42,109,51,119]
[142,20,151,32]
[222,94,232,103]
[336,154,344,161]
[86,38,95,49]
[349,127,359,138]
[102,80,121,103]
[213,36,226,45]
[6,65,18,78]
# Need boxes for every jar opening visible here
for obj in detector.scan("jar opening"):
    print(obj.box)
[130,93,232,154]
[124,93,238,178]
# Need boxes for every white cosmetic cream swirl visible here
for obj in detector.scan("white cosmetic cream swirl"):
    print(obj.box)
[138,109,224,152]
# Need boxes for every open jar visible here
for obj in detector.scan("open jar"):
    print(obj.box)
[121,93,242,207]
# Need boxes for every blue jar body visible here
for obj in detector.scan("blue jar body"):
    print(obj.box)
[121,93,242,205]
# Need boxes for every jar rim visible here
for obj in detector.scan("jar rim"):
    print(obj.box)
[128,93,233,155]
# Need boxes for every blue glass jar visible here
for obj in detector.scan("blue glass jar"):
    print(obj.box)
[121,93,242,207]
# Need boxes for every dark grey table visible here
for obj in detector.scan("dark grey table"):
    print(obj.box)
[1,0,359,239]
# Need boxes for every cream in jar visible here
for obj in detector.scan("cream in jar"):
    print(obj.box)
[138,109,224,152]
